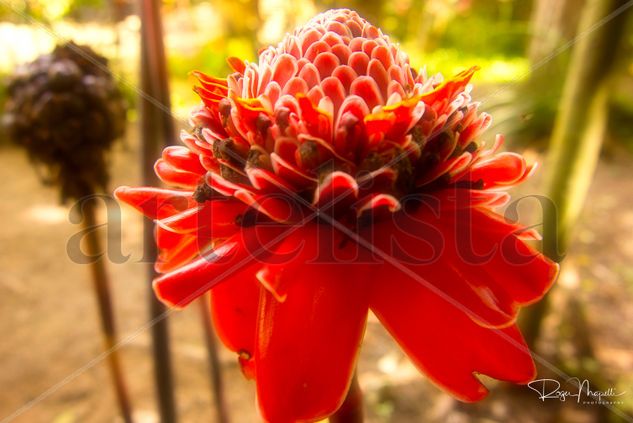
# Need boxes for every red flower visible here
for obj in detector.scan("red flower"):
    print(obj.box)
[116,9,558,422]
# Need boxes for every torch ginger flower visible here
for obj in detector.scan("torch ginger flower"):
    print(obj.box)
[116,9,558,422]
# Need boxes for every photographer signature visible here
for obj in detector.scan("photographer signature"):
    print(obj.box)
[527,378,626,404]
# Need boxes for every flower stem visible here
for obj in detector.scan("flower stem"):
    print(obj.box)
[139,0,178,420]
[330,373,363,423]
[199,296,229,423]
[82,198,133,423]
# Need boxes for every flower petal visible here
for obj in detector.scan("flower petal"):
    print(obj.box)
[114,186,194,220]
[233,188,304,223]
[154,226,285,308]
[355,193,401,217]
[156,233,209,273]
[370,273,536,402]
[162,145,207,175]
[370,208,517,328]
[155,159,203,189]
[313,171,359,208]
[464,152,531,189]
[255,257,368,422]
[210,275,261,376]
[155,199,244,236]
[445,208,559,306]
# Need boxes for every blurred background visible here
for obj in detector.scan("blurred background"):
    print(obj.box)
[1,0,632,422]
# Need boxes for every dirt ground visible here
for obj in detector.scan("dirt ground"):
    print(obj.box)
[1,128,632,422]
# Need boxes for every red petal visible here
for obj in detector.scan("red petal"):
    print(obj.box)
[363,111,395,141]
[162,146,206,175]
[370,274,536,402]
[297,93,332,142]
[367,58,389,100]
[433,188,510,210]
[155,159,203,189]
[271,53,298,88]
[210,275,260,359]
[417,152,473,186]
[192,71,229,92]
[321,76,346,115]
[270,152,318,188]
[205,172,250,197]
[421,66,478,106]
[350,75,383,109]
[255,260,368,422]
[313,171,359,208]
[332,65,357,92]
[227,57,246,74]
[245,167,294,193]
[283,76,309,96]
[156,233,209,273]
[298,62,321,88]
[370,208,517,327]
[465,152,530,188]
[233,188,304,224]
[156,199,245,237]
[180,130,213,156]
[446,208,559,305]
[314,52,340,80]
[154,226,284,308]
[252,223,343,301]
[156,225,187,251]
[114,186,194,220]
[155,207,202,234]
[348,51,369,76]
[355,193,401,217]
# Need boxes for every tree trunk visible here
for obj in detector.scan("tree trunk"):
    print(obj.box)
[520,0,631,348]
[513,0,585,144]
[527,0,584,65]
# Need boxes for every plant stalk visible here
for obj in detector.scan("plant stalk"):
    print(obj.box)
[139,0,177,421]
[198,296,229,423]
[82,198,134,423]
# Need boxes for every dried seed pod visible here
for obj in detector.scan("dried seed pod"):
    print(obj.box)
[3,41,127,201]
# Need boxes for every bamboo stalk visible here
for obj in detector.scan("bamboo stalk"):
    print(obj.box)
[519,2,632,416]
[198,296,229,423]
[330,373,364,423]
[520,0,631,348]
[82,198,134,423]
[139,0,177,421]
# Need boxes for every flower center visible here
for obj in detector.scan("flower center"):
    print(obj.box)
[188,9,490,223]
